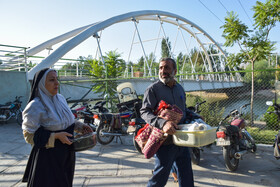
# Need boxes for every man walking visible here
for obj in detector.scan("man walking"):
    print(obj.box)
[140,57,195,187]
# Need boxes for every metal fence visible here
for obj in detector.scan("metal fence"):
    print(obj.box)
[1,44,279,144]
[65,69,279,145]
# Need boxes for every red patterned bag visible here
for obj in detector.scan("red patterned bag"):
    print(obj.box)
[134,124,153,150]
[142,127,167,159]
[135,100,183,159]
[156,100,183,124]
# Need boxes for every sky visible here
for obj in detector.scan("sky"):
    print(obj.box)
[1,0,279,65]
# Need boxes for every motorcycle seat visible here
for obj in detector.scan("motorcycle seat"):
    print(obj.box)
[99,113,113,119]
[0,105,10,109]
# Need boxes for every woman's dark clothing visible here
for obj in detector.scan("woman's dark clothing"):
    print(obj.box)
[22,124,75,187]
[28,68,49,103]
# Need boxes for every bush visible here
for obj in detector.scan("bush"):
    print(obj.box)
[185,94,224,127]
[200,102,224,127]
[247,127,278,144]
[263,105,279,130]
[243,60,275,89]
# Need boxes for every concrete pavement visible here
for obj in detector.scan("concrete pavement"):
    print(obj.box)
[0,122,280,187]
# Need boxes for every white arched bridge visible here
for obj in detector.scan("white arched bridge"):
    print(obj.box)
[1,10,243,100]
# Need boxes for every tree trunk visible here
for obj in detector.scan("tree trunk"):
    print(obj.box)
[250,62,254,126]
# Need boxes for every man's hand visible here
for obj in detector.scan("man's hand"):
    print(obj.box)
[162,121,178,135]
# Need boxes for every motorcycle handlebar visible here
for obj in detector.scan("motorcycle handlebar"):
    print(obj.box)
[193,100,206,113]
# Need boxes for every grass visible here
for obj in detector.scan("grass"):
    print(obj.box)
[247,127,278,144]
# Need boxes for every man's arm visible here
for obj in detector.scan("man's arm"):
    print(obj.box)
[140,88,166,129]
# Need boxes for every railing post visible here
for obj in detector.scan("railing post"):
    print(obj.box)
[93,33,108,104]
[76,61,79,77]
[24,47,28,73]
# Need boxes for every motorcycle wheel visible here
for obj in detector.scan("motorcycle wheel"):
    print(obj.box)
[190,147,200,165]
[16,111,23,126]
[223,145,239,171]
[133,128,143,154]
[96,123,114,145]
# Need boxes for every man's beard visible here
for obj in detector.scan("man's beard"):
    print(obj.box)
[159,70,175,84]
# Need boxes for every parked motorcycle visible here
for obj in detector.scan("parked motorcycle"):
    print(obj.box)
[0,96,23,126]
[94,99,141,145]
[216,103,257,171]
[74,99,109,131]
[95,82,144,145]
[187,100,210,165]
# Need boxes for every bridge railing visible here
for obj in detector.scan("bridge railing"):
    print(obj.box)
[0,44,242,82]
[0,44,28,72]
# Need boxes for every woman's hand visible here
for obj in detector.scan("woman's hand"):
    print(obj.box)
[55,132,73,145]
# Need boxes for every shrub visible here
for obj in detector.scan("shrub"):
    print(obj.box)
[200,102,225,127]
[247,127,278,144]
[263,105,279,130]
[185,94,224,127]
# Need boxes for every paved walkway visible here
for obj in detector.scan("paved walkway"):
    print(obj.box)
[0,122,279,187]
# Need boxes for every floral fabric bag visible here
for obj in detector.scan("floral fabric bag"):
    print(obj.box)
[135,100,183,159]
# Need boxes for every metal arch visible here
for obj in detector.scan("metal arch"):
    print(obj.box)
[27,22,101,57]
[27,10,226,80]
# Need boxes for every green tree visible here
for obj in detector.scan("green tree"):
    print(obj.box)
[220,0,279,124]
[136,56,145,71]
[87,50,125,99]
[27,61,36,69]
[136,53,157,76]
[60,56,91,76]
[189,48,204,72]
[176,52,183,70]
[161,37,171,58]
[243,60,275,89]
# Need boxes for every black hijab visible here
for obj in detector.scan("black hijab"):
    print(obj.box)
[28,68,49,103]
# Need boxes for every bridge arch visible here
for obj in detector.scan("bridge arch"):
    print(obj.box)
[27,10,232,81]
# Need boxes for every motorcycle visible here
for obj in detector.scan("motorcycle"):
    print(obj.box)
[95,82,144,145]
[0,96,23,126]
[216,103,257,171]
[93,99,142,145]
[187,100,210,165]
[74,99,109,131]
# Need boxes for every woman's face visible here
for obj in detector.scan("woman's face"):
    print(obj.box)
[45,71,59,96]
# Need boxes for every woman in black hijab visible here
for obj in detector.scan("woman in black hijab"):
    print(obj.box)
[22,68,92,187]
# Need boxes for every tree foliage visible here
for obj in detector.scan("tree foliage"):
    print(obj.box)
[87,50,125,98]
[243,60,275,89]
[220,0,279,124]
[161,37,171,58]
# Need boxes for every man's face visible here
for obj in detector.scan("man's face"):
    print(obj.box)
[159,60,177,84]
